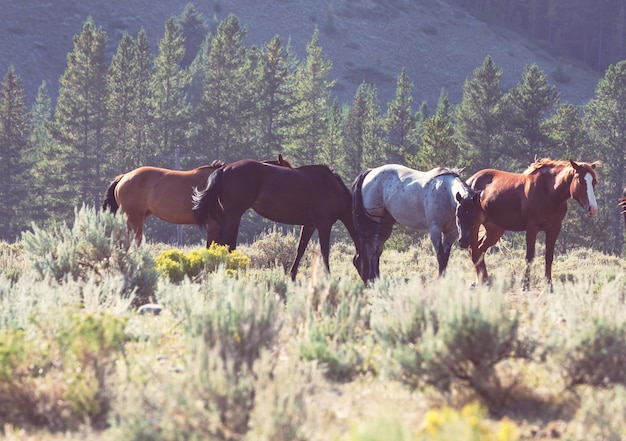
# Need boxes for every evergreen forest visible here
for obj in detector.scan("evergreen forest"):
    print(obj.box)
[0,5,625,254]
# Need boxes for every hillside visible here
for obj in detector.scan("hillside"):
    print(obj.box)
[3,0,599,109]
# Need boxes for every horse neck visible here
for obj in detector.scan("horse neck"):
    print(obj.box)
[449,175,469,199]
[550,165,576,203]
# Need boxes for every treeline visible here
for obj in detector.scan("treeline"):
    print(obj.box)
[0,5,624,253]
[451,0,626,72]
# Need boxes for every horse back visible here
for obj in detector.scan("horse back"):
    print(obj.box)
[468,168,562,232]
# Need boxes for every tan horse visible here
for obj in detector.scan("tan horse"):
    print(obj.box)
[102,156,290,244]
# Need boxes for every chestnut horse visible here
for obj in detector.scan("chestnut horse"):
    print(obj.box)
[192,159,363,281]
[352,164,481,282]
[467,158,599,289]
[102,156,290,245]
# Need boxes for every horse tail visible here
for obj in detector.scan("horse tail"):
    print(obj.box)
[102,175,123,214]
[192,167,224,230]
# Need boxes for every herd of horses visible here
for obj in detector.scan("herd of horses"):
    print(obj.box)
[103,156,604,289]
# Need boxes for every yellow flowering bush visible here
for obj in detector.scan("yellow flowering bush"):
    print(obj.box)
[155,244,251,283]
[420,403,518,441]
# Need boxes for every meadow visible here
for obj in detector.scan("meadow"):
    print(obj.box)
[0,207,625,440]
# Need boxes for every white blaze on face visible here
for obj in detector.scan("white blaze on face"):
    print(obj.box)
[584,173,598,217]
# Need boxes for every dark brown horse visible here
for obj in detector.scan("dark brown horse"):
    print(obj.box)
[467,158,599,289]
[102,156,290,245]
[192,159,363,281]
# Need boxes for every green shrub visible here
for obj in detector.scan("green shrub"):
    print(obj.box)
[0,310,127,431]
[558,319,626,388]
[242,228,300,270]
[379,284,534,407]
[22,206,157,305]
[299,274,372,381]
[155,243,251,283]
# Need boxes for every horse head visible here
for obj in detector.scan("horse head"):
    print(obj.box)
[455,189,482,249]
[569,159,599,217]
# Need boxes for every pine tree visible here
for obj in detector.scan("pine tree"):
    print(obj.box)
[150,17,190,160]
[177,2,209,68]
[505,63,559,168]
[585,59,626,254]
[288,28,334,165]
[256,35,294,158]
[343,82,385,179]
[132,28,155,166]
[544,102,589,159]
[28,81,57,225]
[51,18,108,212]
[191,14,251,161]
[104,29,154,171]
[319,97,345,173]
[384,67,416,164]
[409,88,459,170]
[455,56,509,173]
[0,66,29,240]
[105,31,138,172]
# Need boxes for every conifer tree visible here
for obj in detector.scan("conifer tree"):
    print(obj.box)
[104,29,154,171]
[385,67,416,164]
[132,28,155,166]
[150,17,190,160]
[191,14,251,161]
[585,60,626,254]
[343,82,385,179]
[177,3,209,68]
[105,31,138,171]
[505,63,559,168]
[0,66,29,239]
[50,18,108,212]
[319,97,345,173]
[545,103,589,160]
[409,88,459,170]
[28,81,53,164]
[28,81,57,225]
[455,56,509,173]
[256,35,294,159]
[288,29,334,165]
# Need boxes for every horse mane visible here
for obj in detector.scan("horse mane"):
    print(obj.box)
[523,158,571,175]
[431,166,463,179]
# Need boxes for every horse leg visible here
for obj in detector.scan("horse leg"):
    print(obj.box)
[317,223,333,274]
[204,217,221,248]
[290,225,315,281]
[435,229,457,276]
[523,228,539,291]
[470,223,505,285]
[125,214,145,245]
[543,225,561,292]
[216,215,242,250]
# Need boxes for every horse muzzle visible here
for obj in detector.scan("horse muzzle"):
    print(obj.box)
[586,204,598,217]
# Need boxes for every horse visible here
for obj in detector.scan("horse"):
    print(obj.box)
[466,158,599,290]
[192,159,363,281]
[102,156,291,245]
[351,164,482,282]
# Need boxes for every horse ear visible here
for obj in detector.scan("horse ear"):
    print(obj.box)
[569,159,581,171]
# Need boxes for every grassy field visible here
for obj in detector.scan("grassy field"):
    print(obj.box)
[0,207,625,440]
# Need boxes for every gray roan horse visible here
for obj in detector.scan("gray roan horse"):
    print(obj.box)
[352,164,481,282]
